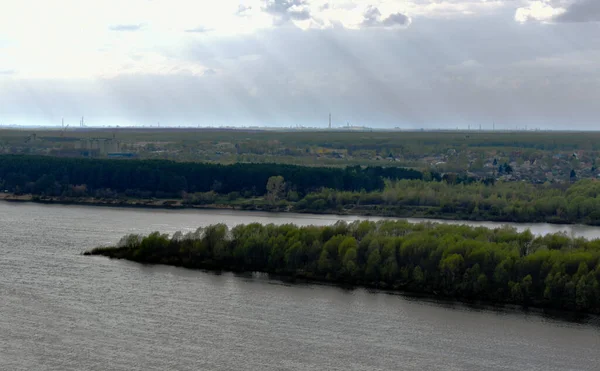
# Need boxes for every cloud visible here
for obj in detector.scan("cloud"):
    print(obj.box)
[361,6,411,28]
[555,0,600,22]
[362,6,383,27]
[515,0,600,23]
[263,0,305,14]
[3,4,600,129]
[184,26,212,33]
[236,4,252,16]
[109,24,143,31]
[0,69,15,75]
[382,13,411,27]
[289,8,311,21]
[515,1,565,23]
[263,0,312,22]
[142,23,595,128]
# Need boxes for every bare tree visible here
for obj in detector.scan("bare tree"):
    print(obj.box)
[266,175,285,204]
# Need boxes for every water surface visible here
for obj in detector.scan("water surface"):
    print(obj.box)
[0,202,599,370]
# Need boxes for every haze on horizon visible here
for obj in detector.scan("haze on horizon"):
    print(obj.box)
[1,0,599,130]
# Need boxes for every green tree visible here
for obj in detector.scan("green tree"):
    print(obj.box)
[90,219,600,314]
[365,249,382,282]
[440,253,465,289]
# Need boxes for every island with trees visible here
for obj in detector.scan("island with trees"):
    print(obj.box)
[86,220,600,314]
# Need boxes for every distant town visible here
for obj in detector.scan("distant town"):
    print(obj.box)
[0,125,597,185]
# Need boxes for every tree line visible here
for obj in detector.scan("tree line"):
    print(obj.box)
[0,155,423,197]
[87,220,600,314]
[6,155,600,226]
[293,179,600,225]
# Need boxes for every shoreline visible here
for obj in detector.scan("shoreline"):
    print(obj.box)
[86,248,600,317]
[1,193,596,227]
[0,193,595,227]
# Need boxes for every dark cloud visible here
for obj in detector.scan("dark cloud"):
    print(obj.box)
[361,6,410,28]
[263,0,311,23]
[109,24,143,31]
[555,0,600,23]
[382,13,410,27]
[185,26,211,33]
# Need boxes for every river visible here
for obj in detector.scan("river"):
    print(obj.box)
[0,202,599,370]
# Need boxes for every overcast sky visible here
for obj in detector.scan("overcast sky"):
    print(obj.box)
[1,0,599,129]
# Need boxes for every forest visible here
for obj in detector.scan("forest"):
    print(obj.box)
[180,177,600,225]
[293,179,600,225]
[5,155,600,225]
[0,155,422,197]
[86,220,600,314]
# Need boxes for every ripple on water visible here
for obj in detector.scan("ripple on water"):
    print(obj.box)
[0,202,599,371]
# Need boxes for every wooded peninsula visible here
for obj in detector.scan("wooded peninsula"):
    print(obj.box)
[86,220,600,314]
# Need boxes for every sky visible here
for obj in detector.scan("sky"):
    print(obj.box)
[1,0,599,129]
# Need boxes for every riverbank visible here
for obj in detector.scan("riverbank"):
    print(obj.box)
[85,221,600,315]
[86,251,596,320]
[1,192,596,227]
[0,193,232,210]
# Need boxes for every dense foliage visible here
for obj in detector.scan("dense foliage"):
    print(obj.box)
[0,155,422,197]
[88,221,600,314]
[294,179,600,225]
[6,154,600,225]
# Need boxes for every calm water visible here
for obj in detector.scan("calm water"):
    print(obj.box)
[1,202,599,371]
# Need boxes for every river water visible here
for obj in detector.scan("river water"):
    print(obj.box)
[0,202,599,370]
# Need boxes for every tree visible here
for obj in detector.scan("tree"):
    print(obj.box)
[412,266,424,286]
[365,249,382,281]
[510,282,523,303]
[440,254,465,288]
[266,175,285,204]
[91,219,600,314]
